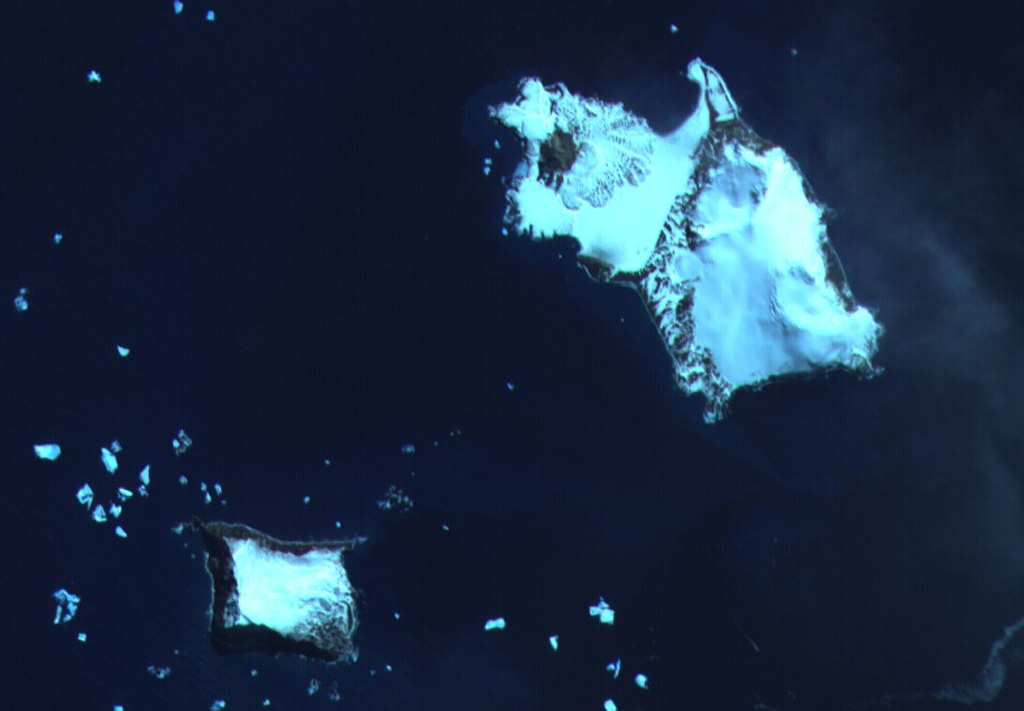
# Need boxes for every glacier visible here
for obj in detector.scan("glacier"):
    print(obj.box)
[491,59,883,421]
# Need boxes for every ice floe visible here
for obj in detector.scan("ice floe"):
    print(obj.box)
[52,589,81,624]
[34,443,61,461]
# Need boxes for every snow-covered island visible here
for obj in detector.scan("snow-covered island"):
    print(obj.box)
[491,59,883,421]
[193,519,363,663]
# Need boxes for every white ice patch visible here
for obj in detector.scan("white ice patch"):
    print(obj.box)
[173,429,193,455]
[53,589,81,624]
[227,538,357,641]
[34,443,61,461]
[492,58,882,421]
[100,447,118,474]
[589,597,615,625]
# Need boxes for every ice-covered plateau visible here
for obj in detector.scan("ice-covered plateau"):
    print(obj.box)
[491,59,883,421]
[193,519,362,663]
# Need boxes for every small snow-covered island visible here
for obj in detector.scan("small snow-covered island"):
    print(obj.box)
[193,519,363,663]
[491,59,883,421]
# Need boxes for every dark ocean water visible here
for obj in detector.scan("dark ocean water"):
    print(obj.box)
[3,1,1024,710]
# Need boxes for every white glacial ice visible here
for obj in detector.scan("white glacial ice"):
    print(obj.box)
[227,536,357,647]
[491,58,883,421]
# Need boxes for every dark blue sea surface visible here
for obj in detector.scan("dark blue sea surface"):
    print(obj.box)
[3,1,1024,710]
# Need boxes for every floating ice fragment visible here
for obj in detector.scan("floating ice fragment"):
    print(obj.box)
[376,484,413,512]
[13,288,28,312]
[178,475,188,485]
[441,523,449,531]
[385,664,393,672]
[34,444,61,461]
[114,706,123,711]
[303,496,311,505]
[307,679,320,695]
[117,487,133,501]
[400,443,415,454]
[205,10,215,21]
[137,484,148,497]
[262,701,270,707]
[173,429,193,455]
[635,673,648,689]
[589,597,615,625]
[484,617,506,631]
[250,669,258,677]
[606,659,621,678]
[115,525,127,538]
[147,665,172,679]
[117,345,130,357]
[92,505,108,523]
[506,381,515,391]
[77,632,87,643]
[213,483,222,496]
[110,439,122,453]
[108,503,122,518]
[324,459,331,466]
[87,70,101,83]
[604,700,617,711]
[210,702,226,711]
[549,635,559,651]
[139,465,151,486]
[54,232,63,245]
[791,47,799,57]
[100,447,118,474]
[204,492,212,505]
[53,589,81,624]
[670,24,679,33]
[200,482,208,492]
[393,611,401,620]
[173,1,183,13]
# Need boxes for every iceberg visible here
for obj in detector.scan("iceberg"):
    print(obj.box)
[100,447,118,474]
[484,617,506,631]
[13,287,28,312]
[173,429,193,455]
[34,443,61,461]
[52,589,81,624]
[76,484,94,508]
[588,597,615,625]
[193,519,363,662]
[491,59,883,421]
